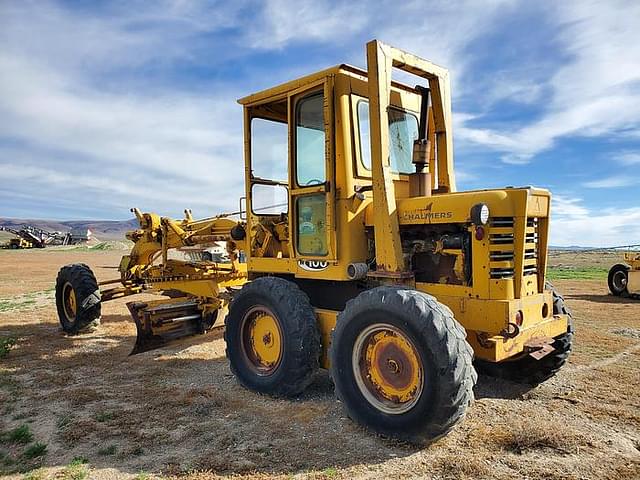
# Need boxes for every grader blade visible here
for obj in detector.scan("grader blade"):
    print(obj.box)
[128,300,214,355]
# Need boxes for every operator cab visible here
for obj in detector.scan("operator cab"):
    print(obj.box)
[238,63,443,280]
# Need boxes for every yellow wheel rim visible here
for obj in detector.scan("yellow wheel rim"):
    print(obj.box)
[353,323,424,414]
[241,306,283,375]
[63,283,77,320]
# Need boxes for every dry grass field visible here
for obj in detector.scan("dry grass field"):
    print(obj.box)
[0,248,639,479]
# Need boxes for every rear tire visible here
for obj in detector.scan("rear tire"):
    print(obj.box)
[475,281,574,385]
[55,264,101,334]
[329,286,476,445]
[224,277,321,397]
[608,264,630,296]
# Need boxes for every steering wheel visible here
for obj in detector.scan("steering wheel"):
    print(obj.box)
[304,179,323,186]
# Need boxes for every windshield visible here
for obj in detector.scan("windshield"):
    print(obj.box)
[357,100,419,174]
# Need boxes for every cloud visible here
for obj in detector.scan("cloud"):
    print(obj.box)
[583,176,639,189]
[0,52,246,215]
[0,0,521,220]
[372,0,518,93]
[550,195,640,246]
[457,0,640,163]
[248,0,368,49]
[0,1,248,72]
[616,152,640,165]
[552,195,589,217]
[0,1,252,219]
[1,52,242,174]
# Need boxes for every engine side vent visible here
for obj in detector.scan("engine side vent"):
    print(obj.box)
[489,217,514,279]
[488,217,540,280]
[523,217,539,276]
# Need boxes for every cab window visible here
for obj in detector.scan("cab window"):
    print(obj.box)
[251,117,287,182]
[250,116,288,214]
[295,93,326,186]
[357,100,419,174]
[296,194,327,255]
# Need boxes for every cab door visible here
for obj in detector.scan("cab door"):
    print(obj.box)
[289,78,337,274]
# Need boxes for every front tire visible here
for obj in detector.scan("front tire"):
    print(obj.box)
[224,277,321,397]
[55,264,101,334]
[329,286,476,445]
[608,264,629,296]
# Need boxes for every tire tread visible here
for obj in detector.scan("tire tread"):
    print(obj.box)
[55,263,101,334]
[224,277,321,397]
[329,286,476,445]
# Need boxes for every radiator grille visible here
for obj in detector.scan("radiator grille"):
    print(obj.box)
[489,217,539,279]
[524,217,539,276]
[489,217,514,279]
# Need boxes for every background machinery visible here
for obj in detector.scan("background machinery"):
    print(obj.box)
[608,249,640,298]
[55,40,573,445]
[1,225,52,248]
[1,224,90,248]
[1,225,48,248]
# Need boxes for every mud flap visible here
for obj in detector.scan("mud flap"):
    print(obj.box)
[128,300,216,355]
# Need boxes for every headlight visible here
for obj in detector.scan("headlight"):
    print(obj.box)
[471,203,490,225]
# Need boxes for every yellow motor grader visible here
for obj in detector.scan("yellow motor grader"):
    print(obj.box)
[55,40,573,445]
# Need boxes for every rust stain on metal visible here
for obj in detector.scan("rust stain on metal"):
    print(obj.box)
[529,343,555,360]
[525,336,555,360]
[375,342,414,390]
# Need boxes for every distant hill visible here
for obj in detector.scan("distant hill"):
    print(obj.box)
[0,218,137,240]
[550,245,640,251]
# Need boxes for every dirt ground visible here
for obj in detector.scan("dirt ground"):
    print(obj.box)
[0,249,639,479]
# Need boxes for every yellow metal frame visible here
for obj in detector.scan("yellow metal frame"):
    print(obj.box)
[288,78,338,262]
[467,314,568,362]
[623,252,640,294]
[365,40,456,275]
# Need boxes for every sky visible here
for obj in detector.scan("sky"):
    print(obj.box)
[1,0,639,246]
